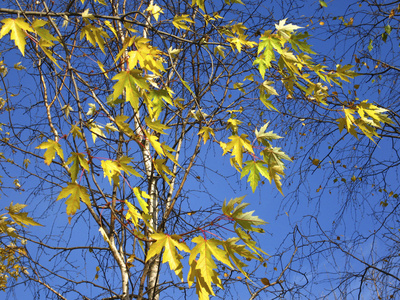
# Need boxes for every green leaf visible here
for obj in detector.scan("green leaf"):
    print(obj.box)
[319,0,327,7]
[385,24,392,35]
[223,238,257,277]
[255,122,283,145]
[57,183,91,215]
[261,147,292,194]
[36,139,64,165]
[289,32,316,54]
[368,39,373,51]
[222,197,267,231]
[112,71,148,110]
[70,124,84,140]
[66,153,90,182]
[241,160,270,192]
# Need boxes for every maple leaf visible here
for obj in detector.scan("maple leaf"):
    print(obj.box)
[188,260,216,299]
[255,122,283,146]
[145,117,171,134]
[335,64,357,83]
[118,156,141,177]
[275,19,302,40]
[97,60,109,79]
[0,18,32,55]
[147,89,173,119]
[154,159,174,184]
[105,123,118,133]
[337,117,358,139]
[57,183,91,215]
[189,236,233,293]
[222,134,254,168]
[70,124,84,140]
[61,104,74,117]
[235,226,267,257]
[31,19,57,42]
[161,143,180,165]
[101,160,120,185]
[145,4,164,21]
[112,70,148,110]
[66,152,90,182]
[222,197,267,231]
[241,160,270,192]
[6,202,42,227]
[83,20,105,41]
[132,187,150,214]
[289,32,316,54]
[198,127,215,144]
[128,39,165,74]
[261,80,279,98]
[226,118,242,134]
[114,115,135,137]
[87,120,106,143]
[101,156,142,186]
[223,238,257,276]
[214,45,226,58]
[340,108,356,132]
[147,233,190,280]
[36,139,64,165]
[173,15,195,30]
[255,34,281,76]
[260,147,291,194]
[280,48,300,74]
[125,200,142,227]
[357,100,393,127]
[191,0,205,11]
[148,134,164,156]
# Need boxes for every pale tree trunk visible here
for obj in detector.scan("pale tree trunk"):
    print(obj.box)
[105,1,131,299]
[141,1,161,299]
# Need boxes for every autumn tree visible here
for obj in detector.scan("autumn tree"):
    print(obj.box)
[0,0,394,299]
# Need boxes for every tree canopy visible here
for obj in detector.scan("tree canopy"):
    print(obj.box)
[0,0,399,299]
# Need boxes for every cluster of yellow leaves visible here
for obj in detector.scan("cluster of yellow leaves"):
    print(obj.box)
[217,122,291,194]
[337,100,393,140]
[0,203,42,290]
[253,19,358,112]
[138,197,266,299]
